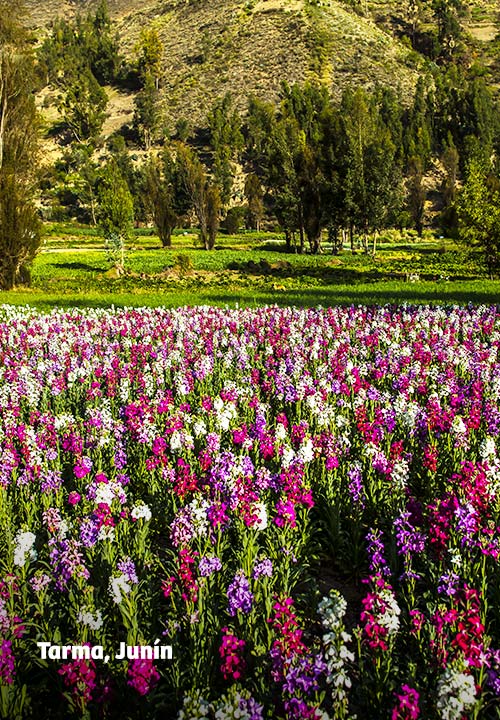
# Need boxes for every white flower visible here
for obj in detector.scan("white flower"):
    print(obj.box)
[170,430,183,452]
[378,587,401,634]
[275,423,287,441]
[77,608,104,631]
[98,525,115,542]
[131,503,152,522]
[109,574,131,604]
[13,531,37,567]
[281,446,295,469]
[177,690,210,719]
[436,664,477,720]
[188,497,210,537]
[298,438,314,464]
[451,416,467,436]
[252,502,268,530]
[318,590,347,630]
[480,436,497,460]
[92,480,126,507]
[193,419,207,437]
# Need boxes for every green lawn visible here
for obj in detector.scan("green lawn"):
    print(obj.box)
[2,225,500,309]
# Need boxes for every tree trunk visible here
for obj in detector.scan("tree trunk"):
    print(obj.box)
[310,232,322,254]
[161,232,172,248]
[200,222,209,250]
[298,203,305,254]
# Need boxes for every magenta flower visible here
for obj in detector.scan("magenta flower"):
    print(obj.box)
[73,456,92,479]
[391,684,420,719]
[219,627,246,681]
[127,658,160,696]
[0,640,15,684]
[68,491,81,506]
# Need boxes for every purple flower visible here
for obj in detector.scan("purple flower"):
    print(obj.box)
[394,512,426,555]
[253,558,273,579]
[366,529,391,577]
[487,649,500,696]
[455,502,477,547]
[282,653,327,695]
[49,537,90,591]
[198,556,222,577]
[40,469,63,493]
[117,557,138,584]
[114,446,127,469]
[227,570,253,616]
[238,694,264,720]
[347,463,366,508]
[80,517,99,547]
[437,571,460,597]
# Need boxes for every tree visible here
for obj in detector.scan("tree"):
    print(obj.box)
[457,158,500,276]
[342,87,373,251]
[244,174,265,230]
[246,95,275,166]
[144,158,176,246]
[406,157,426,235]
[88,0,121,84]
[58,67,107,143]
[96,160,134,267]
[176,144,220,250]
[404,77,433,168]
[143,147,190,247]
[133,72,161,149]
[407,0,423,47]
[136,27,163,89]
[431,0,464,58]
[0,2,41,289]
[264,83,332,254]
[38,4,122,88]
[205,184,221,251]
[207,94,243,206]
[440,141,459,234]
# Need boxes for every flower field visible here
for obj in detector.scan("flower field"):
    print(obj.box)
[1,303,500,719]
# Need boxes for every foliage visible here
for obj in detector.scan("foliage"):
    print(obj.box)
[57,67,108,143]
[143,147,190,247]
[0,2,41,290]
[207,93,244,206]
[135,27,163,88]
[39,1,122,86]
[133,73,161,149]
[176,143,221,250]
[457,157,500,275]
[96,160,134,265]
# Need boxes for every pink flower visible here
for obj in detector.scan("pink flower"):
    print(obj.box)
[219,627,246,681]
[392,684,420,720]
[68,491,81,505]
[127,658,160,696]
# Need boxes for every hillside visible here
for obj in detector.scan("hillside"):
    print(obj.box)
[24,0,500,137]
[26,0,428,130]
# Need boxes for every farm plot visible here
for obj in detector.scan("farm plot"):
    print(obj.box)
[0,304,500,718]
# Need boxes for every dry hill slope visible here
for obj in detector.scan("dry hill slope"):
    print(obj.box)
[26,0,423,127]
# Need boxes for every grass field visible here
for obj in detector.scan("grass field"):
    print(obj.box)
[2,223,500,309]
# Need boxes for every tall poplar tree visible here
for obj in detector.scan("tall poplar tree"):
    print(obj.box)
[0,2,41,289]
